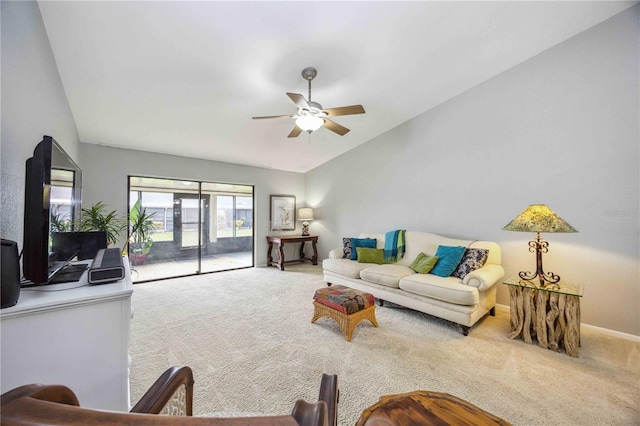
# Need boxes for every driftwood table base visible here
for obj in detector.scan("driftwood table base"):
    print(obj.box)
[505,279,582,357]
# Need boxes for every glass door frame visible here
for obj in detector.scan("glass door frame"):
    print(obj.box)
[174,189,209,272]
[127,176,255,283]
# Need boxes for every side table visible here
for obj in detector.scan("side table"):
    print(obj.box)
[266,235,318,271]
[503,277,583,357]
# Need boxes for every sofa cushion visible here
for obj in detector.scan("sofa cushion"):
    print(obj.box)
[408,253,439,274]
[452,248,489,279]
[357,248,386,264]
[350,238,377,260]
[360,264,415,289]
[399,274,479,306]
[430,245,466,277]
[323,258,371,279]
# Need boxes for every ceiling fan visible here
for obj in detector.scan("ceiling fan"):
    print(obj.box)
[252,67,365,138]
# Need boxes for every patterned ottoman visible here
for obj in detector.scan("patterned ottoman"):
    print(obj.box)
[311,285,378,342]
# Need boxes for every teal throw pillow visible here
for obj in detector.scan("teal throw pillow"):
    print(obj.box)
[357,247,385,264]
[430,245,466,277]
[409,252,439,273]
[350,238,377,260]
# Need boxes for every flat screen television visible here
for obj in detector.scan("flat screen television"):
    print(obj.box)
[51,231,107,262]
[23,136,82,284]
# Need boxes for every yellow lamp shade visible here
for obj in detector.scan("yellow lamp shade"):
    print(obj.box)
[503,204,577,233]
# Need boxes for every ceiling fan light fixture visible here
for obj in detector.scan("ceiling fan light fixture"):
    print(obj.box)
[295,115,324,133]
[252,66,365,137]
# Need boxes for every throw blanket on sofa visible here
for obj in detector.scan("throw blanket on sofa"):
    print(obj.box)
[384,229,406,263]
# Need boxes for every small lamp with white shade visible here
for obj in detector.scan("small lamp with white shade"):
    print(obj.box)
[298,208,315,236]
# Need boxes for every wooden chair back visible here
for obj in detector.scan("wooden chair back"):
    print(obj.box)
[0,367,338,426]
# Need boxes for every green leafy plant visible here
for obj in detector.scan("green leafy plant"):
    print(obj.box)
[128,200,157,257]
[80,201,126,246]
[50,206,73,232]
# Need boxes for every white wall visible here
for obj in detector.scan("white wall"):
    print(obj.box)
[79,143,307,266]
[1,1,80,245]
[2,1,637,336]
[0,1,308,274]
[306,6,639,336]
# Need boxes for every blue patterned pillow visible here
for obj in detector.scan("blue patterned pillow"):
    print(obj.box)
[452,248,489,279]
[350,238,377,260]
[342,238,353,259]
[429,245,466,277]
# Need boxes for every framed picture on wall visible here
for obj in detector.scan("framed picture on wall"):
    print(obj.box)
[270,195,296,231]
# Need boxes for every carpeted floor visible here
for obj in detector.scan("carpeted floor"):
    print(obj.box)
[129,264,640,425]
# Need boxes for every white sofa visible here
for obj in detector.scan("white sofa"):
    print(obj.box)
[322,231,505,335]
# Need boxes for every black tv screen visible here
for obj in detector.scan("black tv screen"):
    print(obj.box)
[23,136,82,284]
[51,231,107,262]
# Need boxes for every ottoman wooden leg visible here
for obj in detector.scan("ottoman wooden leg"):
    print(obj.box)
[312,302,377,342]
[366,308,379,328]
[345,306,378,341]
[311,302,324,324]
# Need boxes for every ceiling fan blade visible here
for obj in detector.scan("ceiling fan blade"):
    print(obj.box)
[323,119,350,136]
[286,92,310,110]
[287,125,303,138]
[252,114,293,120]
[322,105,365,116]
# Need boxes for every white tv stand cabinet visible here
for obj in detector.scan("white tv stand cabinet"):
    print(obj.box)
[0,259,133,411]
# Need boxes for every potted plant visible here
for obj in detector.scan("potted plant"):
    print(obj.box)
[128,200,157,266]
[50,205,73,233]
[80,201,126,246]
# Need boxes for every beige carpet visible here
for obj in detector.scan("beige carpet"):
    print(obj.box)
[129,264,640,425]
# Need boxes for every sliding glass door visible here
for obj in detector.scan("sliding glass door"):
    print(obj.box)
[128,176,254,282]
[175,193,207,249]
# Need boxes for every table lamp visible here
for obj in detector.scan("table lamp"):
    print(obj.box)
[503,204,577,287]
[298,208,314,236]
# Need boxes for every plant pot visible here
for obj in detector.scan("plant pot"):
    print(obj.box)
[130,253,147,266]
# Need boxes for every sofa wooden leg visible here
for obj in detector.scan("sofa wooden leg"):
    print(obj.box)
[490,307,496,316]
[461,325,470,336]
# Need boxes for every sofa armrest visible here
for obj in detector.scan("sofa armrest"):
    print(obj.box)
[463,264,505,291]
[328,248,343,259]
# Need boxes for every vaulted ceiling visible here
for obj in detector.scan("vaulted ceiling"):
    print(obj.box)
[38,1,635,173]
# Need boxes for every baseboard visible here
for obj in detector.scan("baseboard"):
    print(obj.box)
[581,323,640,342]
[495,303,640,342]
[495,303,510,313]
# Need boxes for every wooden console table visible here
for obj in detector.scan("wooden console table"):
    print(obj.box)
[503,277,583,357]
[266,235,318,271]
[356,390,510,425]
